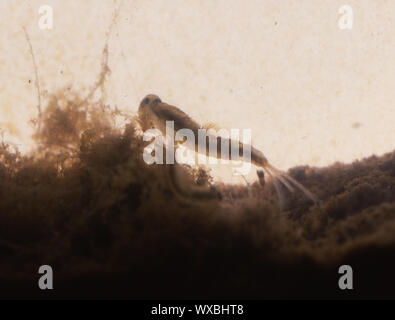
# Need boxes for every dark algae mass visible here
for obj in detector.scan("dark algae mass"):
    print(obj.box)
[0,88,395,299]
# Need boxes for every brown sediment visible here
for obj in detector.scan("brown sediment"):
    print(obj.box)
[0,88,395,299]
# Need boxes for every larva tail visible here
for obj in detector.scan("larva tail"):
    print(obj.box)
[264,168,286,210]
[265,164,318,204]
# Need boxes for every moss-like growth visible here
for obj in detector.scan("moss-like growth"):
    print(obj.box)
[0,88,395,299]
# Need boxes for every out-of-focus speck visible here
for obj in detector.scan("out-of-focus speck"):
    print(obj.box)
[274,21,278,26]
[28,79,31,84]
[352,122,362,129]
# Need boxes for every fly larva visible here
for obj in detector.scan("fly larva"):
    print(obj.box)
[138,94,318,206]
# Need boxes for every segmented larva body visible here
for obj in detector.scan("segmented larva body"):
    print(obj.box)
[138,94,318,206]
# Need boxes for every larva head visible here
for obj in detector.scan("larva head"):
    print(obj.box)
[138,94,162,131]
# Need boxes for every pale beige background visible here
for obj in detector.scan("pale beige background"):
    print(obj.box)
[1,0,394,182]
